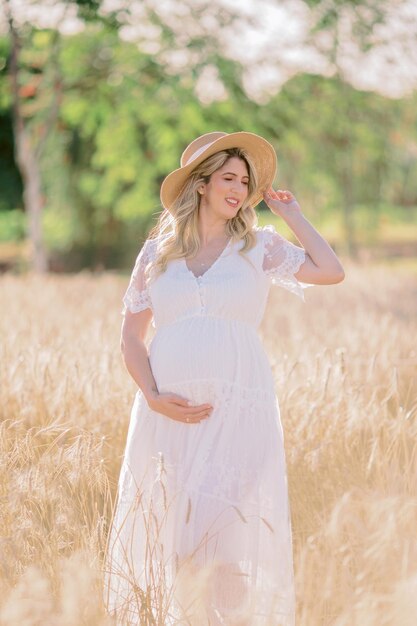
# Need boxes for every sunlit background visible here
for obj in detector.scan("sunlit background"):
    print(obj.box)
[0,2,416,625]
[1,0,416,271]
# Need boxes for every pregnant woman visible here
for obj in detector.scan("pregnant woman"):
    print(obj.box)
[103,131,344,625]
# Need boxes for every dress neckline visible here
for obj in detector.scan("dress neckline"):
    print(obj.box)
[183,237,232,280]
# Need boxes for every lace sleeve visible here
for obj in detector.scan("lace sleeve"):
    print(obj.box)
[261,224,313,301]
[121,238,155,316]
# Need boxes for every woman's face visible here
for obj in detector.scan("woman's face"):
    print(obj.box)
[199,157,249,218]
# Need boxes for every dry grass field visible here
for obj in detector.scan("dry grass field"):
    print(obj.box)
[0,260,416,625]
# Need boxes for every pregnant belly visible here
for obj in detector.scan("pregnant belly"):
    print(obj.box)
[148,316,272,390]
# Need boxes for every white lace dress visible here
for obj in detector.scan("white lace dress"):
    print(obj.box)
[104,224,311,626]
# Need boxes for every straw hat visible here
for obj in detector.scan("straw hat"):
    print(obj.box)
[160,131,277,211]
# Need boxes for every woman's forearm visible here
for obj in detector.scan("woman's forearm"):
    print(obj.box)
[263,188,345,283]
[282,209,344,276]
[121,335,159,405]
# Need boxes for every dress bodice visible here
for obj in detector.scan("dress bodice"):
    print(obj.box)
[122,225,310,331]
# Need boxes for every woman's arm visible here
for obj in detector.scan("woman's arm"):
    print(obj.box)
[263,187,345,285]
[121,309,159,404]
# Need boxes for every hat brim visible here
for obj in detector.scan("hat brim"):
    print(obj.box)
[160,131,277,211]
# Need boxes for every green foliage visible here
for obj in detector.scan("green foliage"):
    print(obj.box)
[0,7,417,268]
[42,207,74,251]
[0,209,26,241]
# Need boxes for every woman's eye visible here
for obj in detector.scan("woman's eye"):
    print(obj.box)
[224,178,249,184]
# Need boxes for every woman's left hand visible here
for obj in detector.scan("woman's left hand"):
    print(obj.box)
[263,187,301,218]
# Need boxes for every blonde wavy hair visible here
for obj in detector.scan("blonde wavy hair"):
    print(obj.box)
[146,147,260,281]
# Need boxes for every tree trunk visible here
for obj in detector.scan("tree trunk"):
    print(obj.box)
[6,0,48,273]
[15,130,48,272]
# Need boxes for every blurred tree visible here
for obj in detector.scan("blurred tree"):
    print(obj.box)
[56,27,255,268]
[299,0,409,255]
[270,73,401,253]
[3,1,62,271]
[1,0,251,270]
[1,0,117,272]
[0,0,416,269]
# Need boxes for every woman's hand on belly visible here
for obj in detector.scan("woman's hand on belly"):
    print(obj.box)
[148,392,213,425]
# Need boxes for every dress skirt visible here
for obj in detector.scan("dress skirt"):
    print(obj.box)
[104,315,296,626]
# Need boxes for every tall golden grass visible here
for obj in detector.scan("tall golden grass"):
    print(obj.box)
[0,261,416,625]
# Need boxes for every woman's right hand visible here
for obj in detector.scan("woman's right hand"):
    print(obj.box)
[147,391,213,424]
